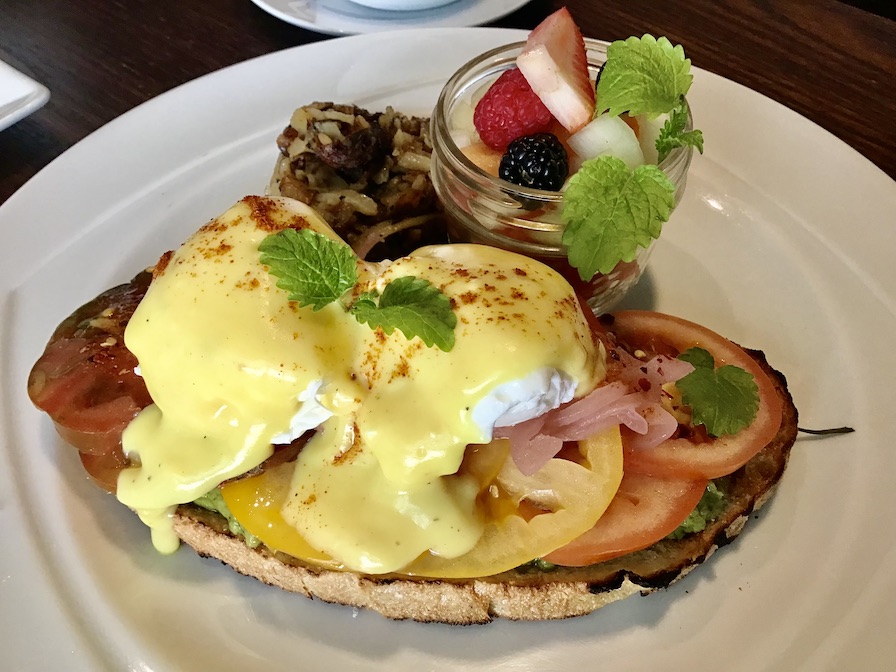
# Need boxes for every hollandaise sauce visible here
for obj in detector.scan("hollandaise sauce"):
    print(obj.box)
[118,197,366,552]
[119,196,605,573]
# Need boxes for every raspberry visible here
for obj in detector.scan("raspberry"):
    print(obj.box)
[499,133,569,191]
[473,68,555,150]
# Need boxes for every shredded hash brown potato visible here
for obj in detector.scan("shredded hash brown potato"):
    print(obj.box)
[268,102,447,260]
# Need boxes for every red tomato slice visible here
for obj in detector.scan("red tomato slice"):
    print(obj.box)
[54,417,130,457]
[542,471,707,566]
[79,447,130,493]
[608,310,783,480]
[29,345,148,437]
[28,274,152,487]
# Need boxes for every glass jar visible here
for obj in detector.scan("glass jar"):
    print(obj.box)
[430,39,694,314]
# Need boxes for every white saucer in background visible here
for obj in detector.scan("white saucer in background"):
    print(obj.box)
[348,0,458,10]
[250,0,531,35]
[0,60,49,132]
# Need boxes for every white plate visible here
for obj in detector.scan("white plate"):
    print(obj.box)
[250,0,530,35]
[2,27,895,671]
[0,59,49,131]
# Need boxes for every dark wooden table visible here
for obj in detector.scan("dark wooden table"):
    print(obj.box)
[1,0,894,207]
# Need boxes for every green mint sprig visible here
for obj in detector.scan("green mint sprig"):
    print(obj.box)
[259,229,457,351]
[561,156,675,280]
[258,228,357,310]
[351,276,457,352]
[676,347,759,437]
[656,98,704,163]
[559,34,704,281]
[595,34,694,119]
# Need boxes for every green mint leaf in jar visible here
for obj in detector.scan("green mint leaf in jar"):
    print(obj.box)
[561,156,675,280]
[656,98,705,163]
[595,35,695,118]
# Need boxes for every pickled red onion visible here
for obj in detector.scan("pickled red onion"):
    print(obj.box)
[614,350,694,401]
[623,402,679,451]
[497,354,693,476]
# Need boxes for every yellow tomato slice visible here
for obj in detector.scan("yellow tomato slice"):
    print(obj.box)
[402,426,624,578]
[221,426,622,578]
[220,442,512,572]
[220,461,343,570]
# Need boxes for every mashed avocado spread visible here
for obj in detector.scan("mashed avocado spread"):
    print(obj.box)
[192,480,727,565]
[667,482,726,540]
[193,489,261,548]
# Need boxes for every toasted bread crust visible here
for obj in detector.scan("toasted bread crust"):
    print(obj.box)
[172,349,797,623]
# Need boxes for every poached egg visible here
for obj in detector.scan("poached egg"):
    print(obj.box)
[117,196,605,572]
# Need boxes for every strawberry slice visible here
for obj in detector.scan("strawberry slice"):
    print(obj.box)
[517,7,595,133]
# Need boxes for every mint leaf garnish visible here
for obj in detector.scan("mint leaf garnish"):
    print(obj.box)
[676,347,759,437]
[656,99,704,163]
[351,276,457,352]
[258,229,357,310]
[351,291,379,315]
[561,155,675,279]
[260,231,456,350]
[596,34,694,118]
[677,346,715,370]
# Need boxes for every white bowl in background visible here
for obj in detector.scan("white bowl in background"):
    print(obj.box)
[346,0,458,12]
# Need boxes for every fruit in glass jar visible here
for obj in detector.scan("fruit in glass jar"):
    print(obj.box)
[473,67,554,150]
[516,7,595,133]
[499,133,569,191]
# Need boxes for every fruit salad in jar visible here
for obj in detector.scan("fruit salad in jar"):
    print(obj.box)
[430,8,703,314]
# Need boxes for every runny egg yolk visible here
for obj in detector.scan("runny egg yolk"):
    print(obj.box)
[118,195,604,572]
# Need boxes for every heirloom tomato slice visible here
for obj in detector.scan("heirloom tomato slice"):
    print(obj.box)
[609,310,783,480]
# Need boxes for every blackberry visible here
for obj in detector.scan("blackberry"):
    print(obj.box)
[499,133,569,191]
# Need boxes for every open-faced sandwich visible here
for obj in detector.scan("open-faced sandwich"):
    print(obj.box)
[27,195,797,623]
